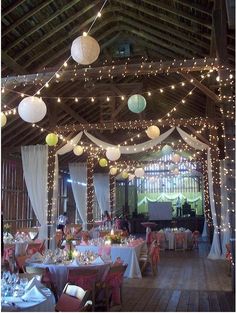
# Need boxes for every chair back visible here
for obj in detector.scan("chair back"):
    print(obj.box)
[55,283,90,312]
[67,268,98,291]
[15,255,28,272]
[27,241,44,255]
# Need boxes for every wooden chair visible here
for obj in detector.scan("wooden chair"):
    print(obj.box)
[26,239,45,255]
[55,283,91,312]
[192,230,200,249]
[15,255,29,273]
[139,243,151,275]
[67,268,98,312]
[96,263,128,311]
[155,232,167,250]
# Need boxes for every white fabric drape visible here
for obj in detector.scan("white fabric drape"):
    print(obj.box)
[49,153,59,250]
[220,160,230,256]
[202,218,208,237]
[84,127,175,154]
[57,132,83,155]
[21,145,48,240]
[94,173,110,215]
[177,127,221,259]
[69,163,87,229]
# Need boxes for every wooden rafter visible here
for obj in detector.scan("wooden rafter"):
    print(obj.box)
[2,58,218,87]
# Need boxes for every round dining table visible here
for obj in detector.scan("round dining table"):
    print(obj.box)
[26,260,112,295]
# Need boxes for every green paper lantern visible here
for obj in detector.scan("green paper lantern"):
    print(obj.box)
[128,94,146,113]
[99,158,108,167]
[162,144,172,155]
[46,133,58,146]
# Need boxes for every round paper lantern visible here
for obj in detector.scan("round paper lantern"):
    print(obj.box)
[146,125,160,139]
[172,153,181,163]
[110,167,118,175]
[128,174,135,181]
[162,144,172,155]
[99,158,108,167]
[18,96,47,123]
[46,133,58,146]
[135,167,145,178]
[71,35,100,65]
[73,145,84,156]
[1,112,7,127]
[122,171,129,179]
[106,147,121,161]
[128,94,146,113]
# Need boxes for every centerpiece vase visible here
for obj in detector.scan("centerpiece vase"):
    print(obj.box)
[67,242,73,260]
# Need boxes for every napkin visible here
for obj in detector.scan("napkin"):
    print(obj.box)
[25,277,44,291]
[71,259,79,266]
[22,285,46,302]
[29,252,43,262]
[185,229,191,232]
[91,256,104,265]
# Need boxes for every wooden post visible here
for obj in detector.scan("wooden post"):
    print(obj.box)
[86,156,94,230]
[109,174,116,218]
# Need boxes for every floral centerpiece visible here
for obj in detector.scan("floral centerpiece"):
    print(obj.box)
[65,233,74,260]
[3,223,11,235]
[104,234,121,244]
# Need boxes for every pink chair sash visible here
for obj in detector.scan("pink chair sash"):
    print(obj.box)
[146,232,153,245]
[105,271,123,305]
[98,245,111,256]
[3,245,14,261]
[150,245,160,265]
[56,293,83,311]
[68,272,97,291]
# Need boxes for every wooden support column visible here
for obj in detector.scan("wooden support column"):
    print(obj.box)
[109,175,116,218]
[124,178,129,216]
[87,156,94,230]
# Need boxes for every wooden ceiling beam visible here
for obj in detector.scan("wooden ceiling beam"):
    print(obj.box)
[2,0,54,37]
[5,0,98,52]
[173,0,212,15]
[142,0,212,29]
[1,52,27,75]
[2,0,26,18]
[54,118,222,132]
[180,72,220,102]
[2,58,218,87]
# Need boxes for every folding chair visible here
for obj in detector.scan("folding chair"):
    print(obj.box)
[55,283,91,312]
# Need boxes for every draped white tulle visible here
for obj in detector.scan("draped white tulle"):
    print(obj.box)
[69,163,87,229]
[94,173,110,215]
[21,145,48,240]
[84,128,175,154]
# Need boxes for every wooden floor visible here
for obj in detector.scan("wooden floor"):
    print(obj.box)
[118,239,235,312]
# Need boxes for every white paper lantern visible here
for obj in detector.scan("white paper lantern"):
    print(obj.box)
[73,145,84,156]
[128,174,135,181]
[1,112,7,127]
[146,125,160,139]
[71,35,100,65]
[106,147,121,161]
[18,96,47,123]
[110,167,118,175]
[172,153,180,163]
[135,167,145,178]
[162,144,172,155]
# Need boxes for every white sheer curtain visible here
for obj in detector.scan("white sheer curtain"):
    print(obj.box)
[176,127,222,259]
[94,173,110,215]
[220,160,230,256]
[69,163,87,229]
[21,145,48,240]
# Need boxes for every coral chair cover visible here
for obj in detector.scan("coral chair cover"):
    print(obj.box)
[3,245,14,261]
[175,233,185,249]
[155,232,165,246]
[67,269,98,291]
[15,255,28,272]
[150,243,160,265]
[98,245,111,257]
[192,230,200,248]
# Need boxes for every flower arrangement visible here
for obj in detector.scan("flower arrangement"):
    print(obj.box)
[66,233,74,243]
[65,233,74,260]
[3,223,11,234]
[104,234,121,244]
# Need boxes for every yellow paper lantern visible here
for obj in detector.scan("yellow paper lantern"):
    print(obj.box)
[122,171,129,179]
[110,167,118,175]
[73,145,84,156]
[99,158,108,167]
[46,133,58,146]
[1,112,7,127]
[173,168,179,175]
[172,153,181,163]
[146,125,160,139]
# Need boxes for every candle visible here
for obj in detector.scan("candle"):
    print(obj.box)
[111,229,114,235]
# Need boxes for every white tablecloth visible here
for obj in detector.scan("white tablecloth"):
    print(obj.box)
[26,261,111,295]
[76,241,145,279]
[164,231,192,249]
[1,287,55,312]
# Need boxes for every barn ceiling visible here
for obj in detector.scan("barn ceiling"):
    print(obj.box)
[1,0,235,169]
